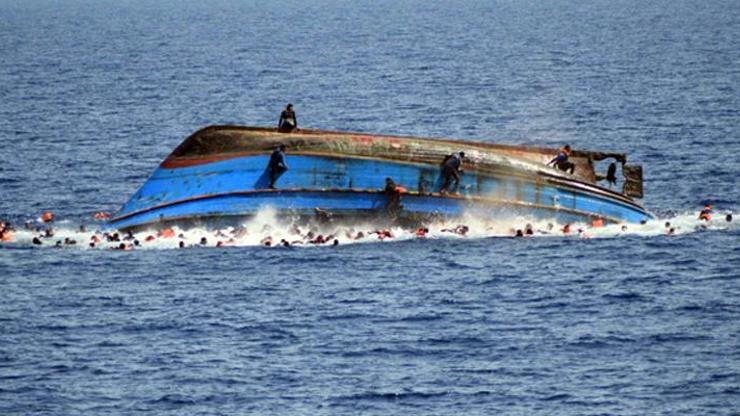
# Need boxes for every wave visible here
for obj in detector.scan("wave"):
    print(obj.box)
[331,390,449,402]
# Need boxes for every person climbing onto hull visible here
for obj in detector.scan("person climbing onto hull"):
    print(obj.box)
[439,151,465,194]
[547,145,575,174]
[267,144,288,189]
[383,177,406,217]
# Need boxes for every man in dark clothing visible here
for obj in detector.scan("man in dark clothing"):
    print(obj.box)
[606,162,617,186]
[278,104,297,132]
[384,177,403,217]
[268,144,288,189]
[439,151,465,194]
[547,145,575,174]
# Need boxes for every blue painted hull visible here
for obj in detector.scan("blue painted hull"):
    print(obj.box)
[110,152,652,230]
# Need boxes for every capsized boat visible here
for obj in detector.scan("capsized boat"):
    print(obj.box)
[108,125,651,230]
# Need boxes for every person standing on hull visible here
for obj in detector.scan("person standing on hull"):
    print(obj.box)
[547,144,575,174]
[278,103,297,132]
[439,151,465,194]
[267,144,288,189]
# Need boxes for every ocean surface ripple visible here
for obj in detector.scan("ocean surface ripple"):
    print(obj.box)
[1,0,739,415]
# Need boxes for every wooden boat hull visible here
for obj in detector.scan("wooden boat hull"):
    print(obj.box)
[108,126,652,230]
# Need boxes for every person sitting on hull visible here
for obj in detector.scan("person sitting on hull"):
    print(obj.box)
[278,103,297,132]
[267,144,288,189]
[547,145,575,174]
[439,151,465,194]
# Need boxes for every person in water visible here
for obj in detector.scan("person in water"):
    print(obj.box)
[268,144,288,189]
[278,104,297,132]
[41,211,54,223]
[698,204,712,221]
[0,223,14,242]
[314,207,334,224]
[547,145,575,174]
[440,151,465,194]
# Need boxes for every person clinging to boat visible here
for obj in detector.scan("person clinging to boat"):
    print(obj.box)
[278,103,297,132]
[268,144,288,189]
[384,177,406,216]
[547,144,575,174]
[439,151,465,194]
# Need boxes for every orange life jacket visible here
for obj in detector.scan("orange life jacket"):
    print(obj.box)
[93,212,110,220]
[159,228,176,238]
[41,211,54,223]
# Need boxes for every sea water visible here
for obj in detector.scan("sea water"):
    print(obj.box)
[1,0,739,414]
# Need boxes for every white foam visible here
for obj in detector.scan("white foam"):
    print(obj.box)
[1,208,735,250]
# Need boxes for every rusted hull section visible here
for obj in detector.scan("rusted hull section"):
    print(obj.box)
[164,126,625,183]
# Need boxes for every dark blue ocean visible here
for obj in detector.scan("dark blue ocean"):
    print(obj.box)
[1,0,739,414]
